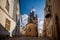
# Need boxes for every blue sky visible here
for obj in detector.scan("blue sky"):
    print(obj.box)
[20,0,46,19]
[20,0,46,32]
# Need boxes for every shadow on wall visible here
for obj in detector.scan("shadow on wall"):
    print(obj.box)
[12,18,20,37]
[12,25,20,37]
[0,23,10,39]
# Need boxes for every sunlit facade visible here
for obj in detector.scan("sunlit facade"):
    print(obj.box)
[44,0,60,40]
[0,0,20,37]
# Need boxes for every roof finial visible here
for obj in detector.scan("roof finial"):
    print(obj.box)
[31,7,36,13]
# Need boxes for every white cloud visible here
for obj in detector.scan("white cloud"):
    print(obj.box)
[31,8,36,12]
[22,14,28,26]
[38,18,44,33]
[39,21,43,24]
[22,14,28,20]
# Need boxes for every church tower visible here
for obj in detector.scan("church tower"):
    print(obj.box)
[26,8,38,37]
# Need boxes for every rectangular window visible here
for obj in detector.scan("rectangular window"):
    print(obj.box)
[5,19,10,31]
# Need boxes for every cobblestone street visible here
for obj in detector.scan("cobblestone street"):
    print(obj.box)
[3,37,52,40]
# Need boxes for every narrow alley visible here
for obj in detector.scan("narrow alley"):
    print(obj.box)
[5,37,52,40]
[0,0,60,40]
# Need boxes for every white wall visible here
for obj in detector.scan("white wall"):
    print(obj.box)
[0,0,17,37]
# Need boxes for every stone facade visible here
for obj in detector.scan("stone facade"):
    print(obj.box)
[26,23,38,37]
[42,18,46,37]
[44,0,60,40]
[0,0,20,37]
[25,9,38,37]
